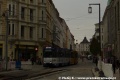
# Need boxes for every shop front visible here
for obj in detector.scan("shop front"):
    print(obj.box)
[15,45,38,61]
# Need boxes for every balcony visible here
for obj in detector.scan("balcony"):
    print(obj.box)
[8,35,17,43]
[8,15,18,19]
[0,35,5,40]
[0,35,17,43]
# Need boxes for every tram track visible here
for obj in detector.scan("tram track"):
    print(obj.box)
[0,68,68,80]
[26,69,69,80]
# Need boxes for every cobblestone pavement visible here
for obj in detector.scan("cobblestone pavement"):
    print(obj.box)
[0,58,96,80]
[29,58,96,80]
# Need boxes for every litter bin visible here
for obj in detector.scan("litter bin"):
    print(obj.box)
[15,60,21,69]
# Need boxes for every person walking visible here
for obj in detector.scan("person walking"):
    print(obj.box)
[95,56,98,67]
[81,56,84,62]
[31,57,34,65]
[111,56,116,74]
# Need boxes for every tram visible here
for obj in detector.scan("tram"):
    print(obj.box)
[70,51,78,65]
[43,47,78,67]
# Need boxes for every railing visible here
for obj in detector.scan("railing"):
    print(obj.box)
[0,35,17,43]
[8,15,18,19]
[8,35,16,40]
[8,35,17,44]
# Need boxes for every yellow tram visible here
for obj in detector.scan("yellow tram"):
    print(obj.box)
[70,51,78,65]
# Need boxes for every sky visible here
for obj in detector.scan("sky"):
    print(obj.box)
[52,0,108,43]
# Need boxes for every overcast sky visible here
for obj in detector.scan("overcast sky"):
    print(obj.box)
[52,0,108,43]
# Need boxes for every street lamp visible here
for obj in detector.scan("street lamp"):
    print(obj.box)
[88,6,92,13]
[88,3,102,71]
[88,3,101,55]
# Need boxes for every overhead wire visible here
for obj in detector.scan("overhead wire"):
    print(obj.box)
[64,10,105,21]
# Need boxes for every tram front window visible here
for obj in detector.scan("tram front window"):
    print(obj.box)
[43,52,52,58]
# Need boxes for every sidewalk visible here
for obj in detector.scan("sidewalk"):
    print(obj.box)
[0,64,66,79]
[114,69,120,80]
[0,64,43,79]
[92,67,120,80]
[0,64,43,73]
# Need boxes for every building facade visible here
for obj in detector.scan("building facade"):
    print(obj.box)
[0,0,76,61]
[94,22,104,56]
[102,0,120,60]
[0,0,42,61]
[79,37,90,56]
[102,7,109,58]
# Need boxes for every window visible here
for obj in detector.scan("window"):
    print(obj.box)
[12,24,14,35]
[8,24,14,35]
[9,4,11,16]
[21,7,25,19]
[101,35,103,41]
[115,6,116,26]
[21,25,24,37]
[0,4,1,16]
[117,2,119,30]
[102,43,103,48]
[13,5,15,16]
[42,10,44,20]
[42,28,43,38]
[42,0,44,3]
[30,9,33,21]
[42,0,46,4]
[30,27,33,38]
[8,24,11,35]
[0,23,2,34]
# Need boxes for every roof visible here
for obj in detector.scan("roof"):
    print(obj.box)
[80,37,89,43]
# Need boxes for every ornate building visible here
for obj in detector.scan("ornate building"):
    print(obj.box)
[79,37,90,56]
[0,0,76,61]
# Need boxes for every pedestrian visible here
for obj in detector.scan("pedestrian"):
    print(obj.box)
[95,56,98,66]
[116,58,119,69]
[111,56,116,74]
[118,59,120,74]
[81,56,84,62]
[31,57,34,65]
